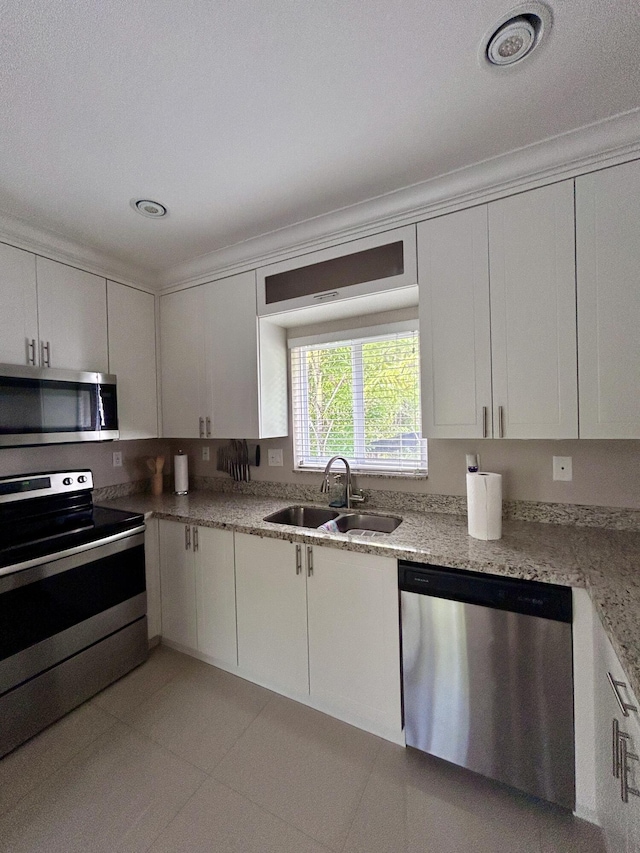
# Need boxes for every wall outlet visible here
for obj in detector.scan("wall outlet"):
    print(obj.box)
[553,456,572,481]
[202,446,210,461]
[268,448,284,467]
[112,451,123,468]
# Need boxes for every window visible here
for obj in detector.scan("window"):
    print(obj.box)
[290,323,426,474]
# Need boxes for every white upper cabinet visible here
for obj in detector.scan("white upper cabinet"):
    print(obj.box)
[107,281,158,439]
[36,257,108,373]
[576,161,640,438]
[161,271,287,440]
[418,180,578,439]
[160,285,207,438]
[489,180,578,439]
[0,243,38,366]
[257,225,417,318]
[418,206,492,439]
[204,271,287,438]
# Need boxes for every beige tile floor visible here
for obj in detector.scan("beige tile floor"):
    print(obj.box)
[0,646,605,853]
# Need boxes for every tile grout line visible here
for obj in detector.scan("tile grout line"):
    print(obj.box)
[336,736,386,853]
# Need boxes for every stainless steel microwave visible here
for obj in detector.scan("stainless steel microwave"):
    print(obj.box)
[0,364,119,446]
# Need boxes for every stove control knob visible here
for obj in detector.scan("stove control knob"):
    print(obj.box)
[63,477,73,486]
[78,475,87,484]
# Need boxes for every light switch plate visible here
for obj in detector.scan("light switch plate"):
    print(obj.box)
[112,451,122,468]
[202,446,210,461]
[268,448,284,467]
[553,456,572,481]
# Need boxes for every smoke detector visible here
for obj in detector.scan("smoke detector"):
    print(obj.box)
[481,4,551,68]
[134,199,167,218]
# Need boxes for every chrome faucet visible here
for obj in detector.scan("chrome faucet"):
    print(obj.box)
[320,456,365,509]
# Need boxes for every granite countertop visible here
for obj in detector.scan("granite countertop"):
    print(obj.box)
[102,490,640,703]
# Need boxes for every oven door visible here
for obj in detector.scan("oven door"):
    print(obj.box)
[0,363,118,446]
[0,529,145,696]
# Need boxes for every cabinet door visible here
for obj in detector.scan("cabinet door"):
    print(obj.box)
[107,281,158,439]
[204,271,260,438]
[489,181,578,439]
[0,243,38,365]
[234,533,308,697]
[307,546,402,740]
[160,286,206,438]
[257,225,417,317]
[36,257,108,372]
[417,207,492,438]
[195,527,237,668]
[158,520,197,649]
[577,161,640,438]
[594,615,636,851]
[144,517,162,641]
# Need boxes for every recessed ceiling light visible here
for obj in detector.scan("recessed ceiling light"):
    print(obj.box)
[481,4,551,69]
[134,199,167,218]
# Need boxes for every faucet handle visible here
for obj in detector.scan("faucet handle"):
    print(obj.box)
[349,489,365,504]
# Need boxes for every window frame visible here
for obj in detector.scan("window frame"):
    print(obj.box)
[289,321,427,476]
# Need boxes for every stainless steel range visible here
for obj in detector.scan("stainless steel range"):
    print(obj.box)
[0,470,147,758]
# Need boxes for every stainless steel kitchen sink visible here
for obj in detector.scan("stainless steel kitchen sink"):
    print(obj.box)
[335,513,402,534]
[263,505,402,535]
[263,505,341,528]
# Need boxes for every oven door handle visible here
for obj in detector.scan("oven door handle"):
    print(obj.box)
[0,526,146,583]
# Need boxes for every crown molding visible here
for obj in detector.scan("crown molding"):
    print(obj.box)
[0,209,157,291]
[158,107,640,292]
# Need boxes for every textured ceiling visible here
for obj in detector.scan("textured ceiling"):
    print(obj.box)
[2,0,640,274]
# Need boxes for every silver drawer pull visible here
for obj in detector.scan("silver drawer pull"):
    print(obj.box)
[206,417,211,438]
[608,672,638,717]
[199,417,205,438]
[313,291,339,302]
[26,338,36,365]
[620,736,640,803]
[185,525,191,550]
[307,545,313,576]
[482,405,488,438]
[295,544,302,575]
[41,340,51,367]
[192,526,198,552]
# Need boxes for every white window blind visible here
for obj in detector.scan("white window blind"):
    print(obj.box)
[290,327,426,474]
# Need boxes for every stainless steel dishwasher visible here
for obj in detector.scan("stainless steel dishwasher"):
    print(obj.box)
[399,560,575,809]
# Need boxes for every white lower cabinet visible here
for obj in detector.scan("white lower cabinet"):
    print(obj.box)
[234,532,402,741]
[306,544,402,738]
[159,520,197,649]
[158,519,237,667]
[194,526,238,668]
[234,534,309,696]
[594,613,640,852]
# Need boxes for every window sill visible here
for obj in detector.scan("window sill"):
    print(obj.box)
[293,468,428,480]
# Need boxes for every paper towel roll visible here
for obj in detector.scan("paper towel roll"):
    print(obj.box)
[466,472,502,540]
[174,452,189,495]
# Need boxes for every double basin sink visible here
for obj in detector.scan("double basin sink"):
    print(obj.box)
[263,505,402,536]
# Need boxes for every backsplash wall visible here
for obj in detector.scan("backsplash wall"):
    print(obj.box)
[0,439,171,489]
[171,436,640,510]
[1,436,637,510]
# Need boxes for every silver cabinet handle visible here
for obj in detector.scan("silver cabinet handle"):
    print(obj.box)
[199,417,205,438]
[26,338,37,365]
[613,718,622,778]
[608,672,638,717]
[313,291,339,302]
[498,405,504,438]
[307,545,313,577]
[185,524,191,550]
[41,340,51,367]
[192,526,198,552]
[482,405,488,438]
[206,417,211,438]
[620,736,640,803]
[295,544,302,575]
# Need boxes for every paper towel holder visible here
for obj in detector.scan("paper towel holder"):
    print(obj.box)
[174,450,189,495]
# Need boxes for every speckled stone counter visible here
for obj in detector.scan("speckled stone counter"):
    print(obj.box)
[101,490,640,703]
